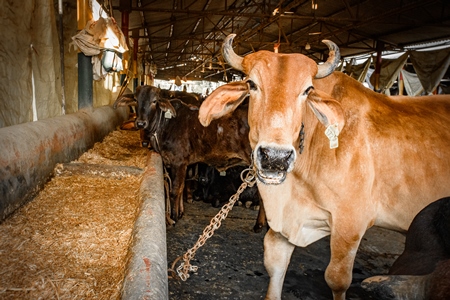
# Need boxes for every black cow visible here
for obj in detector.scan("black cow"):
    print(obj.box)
[194,164,252,207]
[193,163,266,232]
[362,197,450,299]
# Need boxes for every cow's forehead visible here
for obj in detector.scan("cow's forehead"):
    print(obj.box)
[138,86,159,100]
[243,51,318,90]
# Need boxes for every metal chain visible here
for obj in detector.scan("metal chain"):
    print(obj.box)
[169,167,256,281]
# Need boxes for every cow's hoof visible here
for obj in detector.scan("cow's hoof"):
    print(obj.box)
[253,223,265,233]
[166,214,176,227]
[170,211,179,223]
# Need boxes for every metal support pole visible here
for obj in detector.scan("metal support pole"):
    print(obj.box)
[374,41,384,93]
[77,0,93,110]
[58,0,66,115]
[133,36,139,91]
[119,1,131,91]
[121,10,130,45]
[78,52,93,109]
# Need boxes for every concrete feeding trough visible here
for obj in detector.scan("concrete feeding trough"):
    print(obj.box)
[0,106,128,220]
[0,106,169,299]
[122,152,169,300]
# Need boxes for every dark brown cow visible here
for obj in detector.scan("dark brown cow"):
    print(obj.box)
[390,197,450,276]
[114,86,266,227]
[362,197,450,299]
[198,34,450,300]
[134,86,254,224]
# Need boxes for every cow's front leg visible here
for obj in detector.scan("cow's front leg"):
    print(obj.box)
[325,225,365,300]
[170,164,187,221]
[264,229,295,300]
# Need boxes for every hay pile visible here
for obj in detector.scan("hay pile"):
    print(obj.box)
[0,129,149,299]
[75,129,148,169]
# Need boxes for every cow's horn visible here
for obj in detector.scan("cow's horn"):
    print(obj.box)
[222,34,244,71]
[315,40,340,79]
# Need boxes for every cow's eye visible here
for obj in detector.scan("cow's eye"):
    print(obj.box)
[247,80,257,91]
[303,86,314,96]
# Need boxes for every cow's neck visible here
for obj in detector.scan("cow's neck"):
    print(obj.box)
[295,106,330,174]
[257,174,331,247]
[255,106,333,246]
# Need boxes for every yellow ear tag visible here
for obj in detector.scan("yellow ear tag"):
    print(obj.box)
[164,111,172,119]
[324,124,339,149]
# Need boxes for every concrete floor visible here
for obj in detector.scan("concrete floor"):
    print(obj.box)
[166,200,405,300]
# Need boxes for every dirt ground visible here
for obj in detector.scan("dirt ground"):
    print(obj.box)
[167,199,406,300]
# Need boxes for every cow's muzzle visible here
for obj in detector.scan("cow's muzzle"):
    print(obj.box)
[135,119,148,129]
[254,145,295,185]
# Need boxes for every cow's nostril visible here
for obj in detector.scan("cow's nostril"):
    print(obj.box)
[259,147,270,160]
[284,149,293,161]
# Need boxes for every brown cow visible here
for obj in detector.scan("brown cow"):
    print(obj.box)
[198,34,450,300]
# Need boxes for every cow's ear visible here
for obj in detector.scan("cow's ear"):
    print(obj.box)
[158,99,177,118]
[113,93,136,109]
[135,85,142,95]
[198,81,248,127]
[307,90,345,133]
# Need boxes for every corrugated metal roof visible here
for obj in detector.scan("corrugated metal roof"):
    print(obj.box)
[110,0,450,81]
